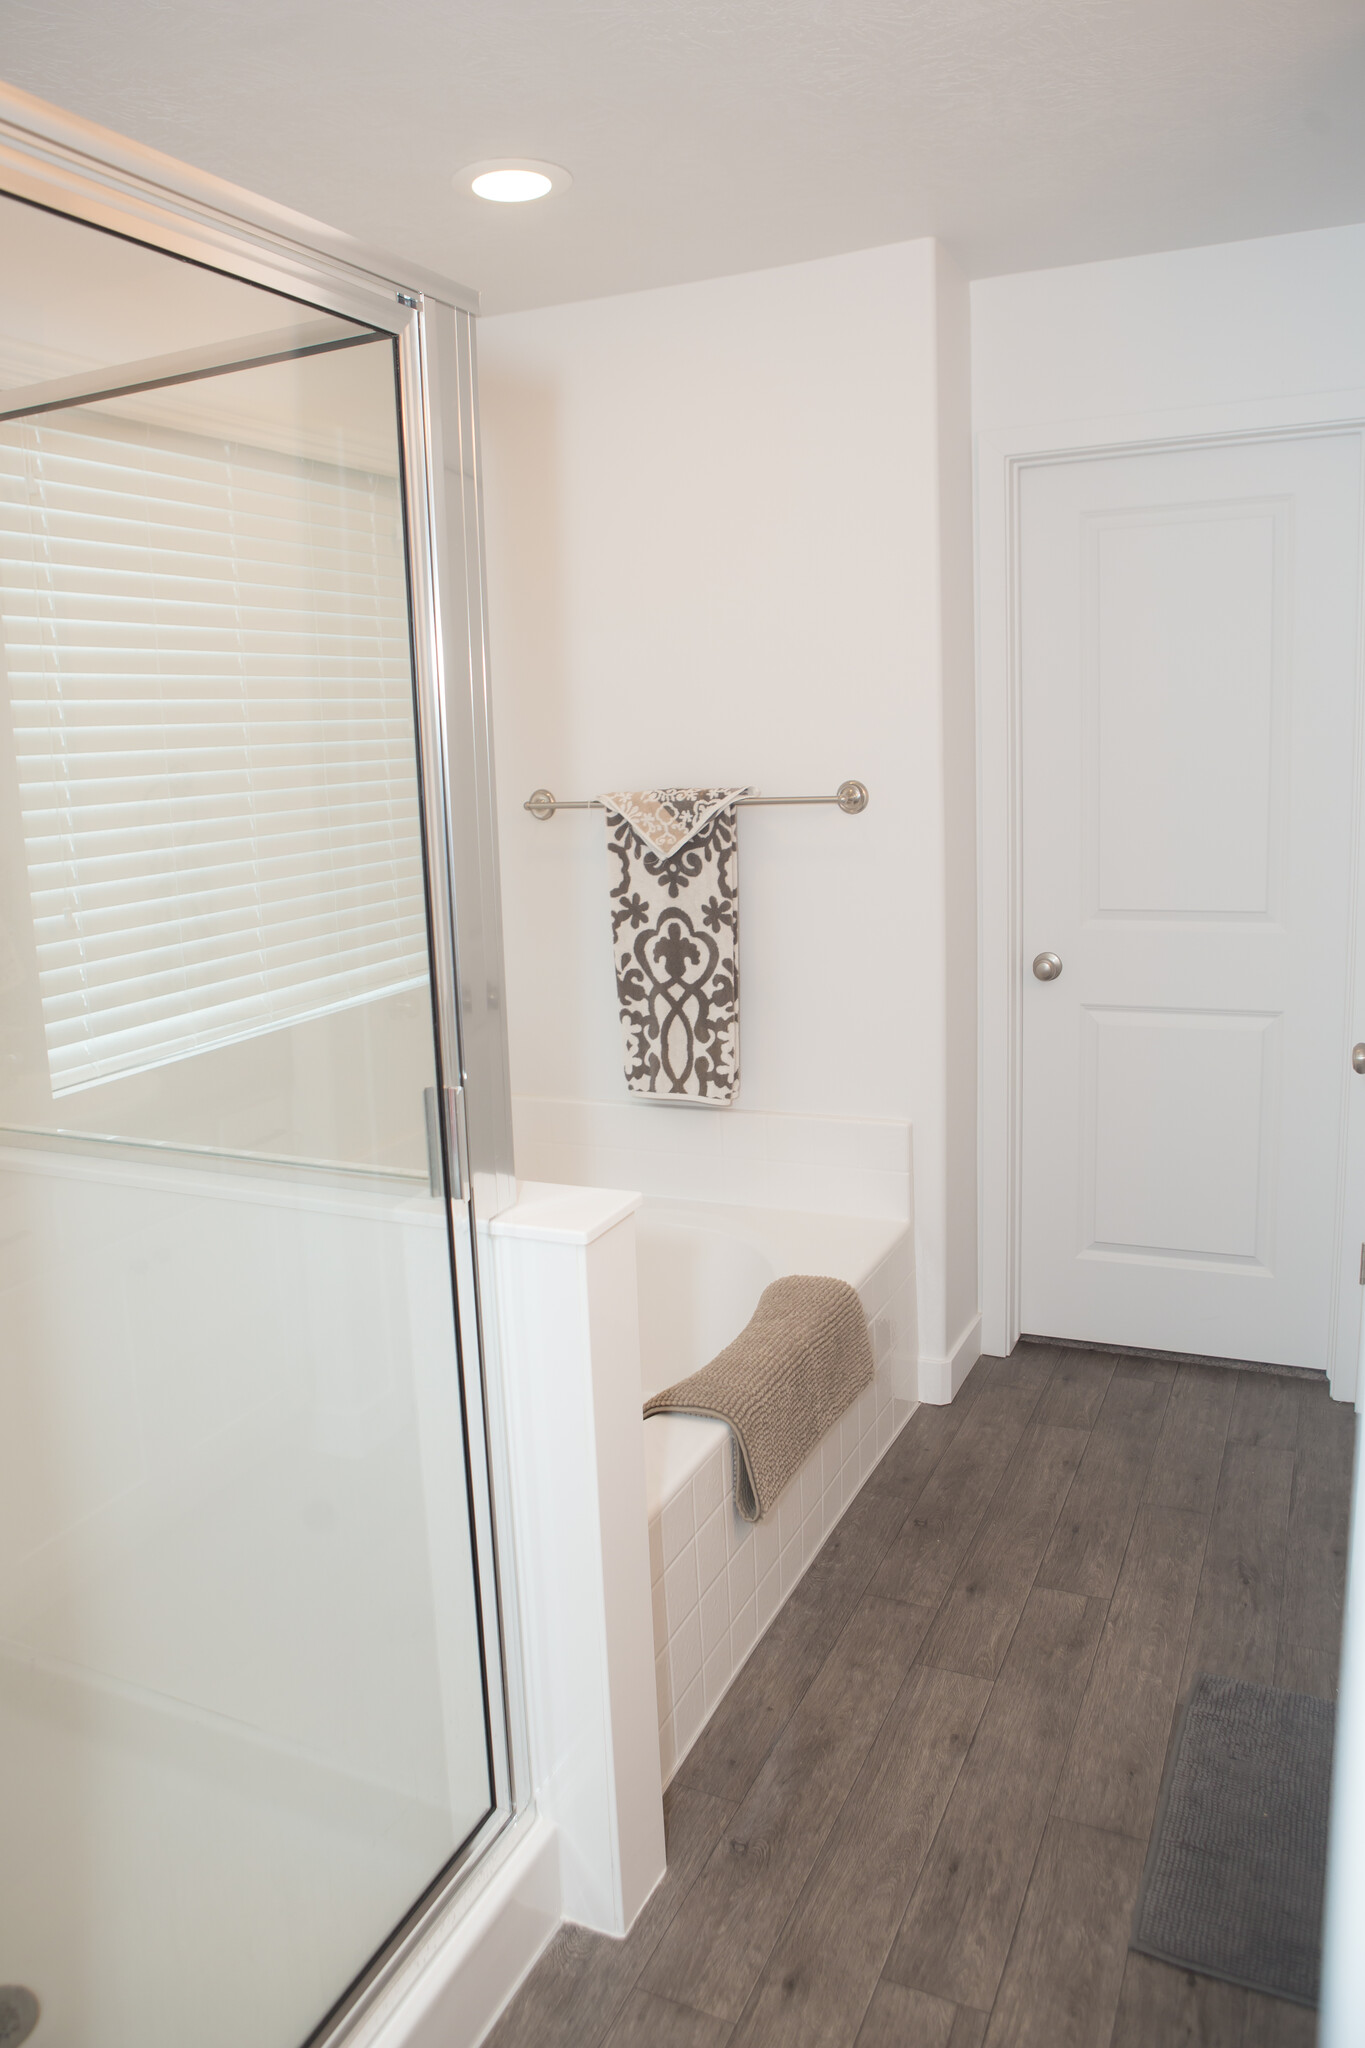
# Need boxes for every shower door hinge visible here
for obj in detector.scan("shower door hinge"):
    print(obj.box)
[424,1083,470,1202]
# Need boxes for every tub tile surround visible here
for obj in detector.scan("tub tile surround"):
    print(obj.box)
[644,1221,916,1784]
[512,1095,913,1221]
[505,1110,930,1785]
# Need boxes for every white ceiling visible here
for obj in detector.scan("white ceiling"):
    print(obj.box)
[4,0,1365,315]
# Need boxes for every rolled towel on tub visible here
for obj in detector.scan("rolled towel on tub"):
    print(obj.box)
[644,1274,874,1522]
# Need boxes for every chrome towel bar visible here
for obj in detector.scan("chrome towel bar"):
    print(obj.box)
[524,779,869,820]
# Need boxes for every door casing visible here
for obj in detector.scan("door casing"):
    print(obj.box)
[978,394,1365,1402]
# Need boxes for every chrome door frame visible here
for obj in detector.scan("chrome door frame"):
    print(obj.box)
[0,79,525,2048]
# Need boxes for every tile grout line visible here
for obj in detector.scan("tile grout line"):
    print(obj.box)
[903,1350,1067,1677]
[680,1403,987,1807]
[921,1366,1093,1686]
[881,1405,1111,2025]
[829,1353,1078,2028]
[681,1378,1030,2043]
[576,1793,743,2048]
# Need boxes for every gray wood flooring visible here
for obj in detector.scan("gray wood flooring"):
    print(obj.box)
[487,1347,1355,2048]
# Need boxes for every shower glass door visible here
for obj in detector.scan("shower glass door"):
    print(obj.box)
[0,188,502,2048]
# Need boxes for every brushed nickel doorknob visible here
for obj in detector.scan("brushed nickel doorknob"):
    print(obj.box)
[1032,952,1063,982]
[1353,1043,1365,1074]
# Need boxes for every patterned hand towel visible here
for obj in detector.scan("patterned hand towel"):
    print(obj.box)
[643,1274,874,1521]
[597,786,753,1103]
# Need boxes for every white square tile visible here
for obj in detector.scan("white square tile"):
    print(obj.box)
[720,1108,768,1162]
[615,1146,667,1198]
[780,1534,801,1596]
[651,1573,668,1651]
[700,1573,730,1658]
[646,1101,718,1157]
[877,1410,892,1453]
[822,1435,843,1490]
[725,1500,746,1557]
[778,1489,801,1551]
[664,1545,700,1635]
[659,1157,721,1202]
[655,1644,672,1726]
[859,1258,892,1318]
[669,1607,703,1696]
[693,1451,725,1525]
[703,1639,731,1711]
[858,1387,876,1433]
[674,1674,705,1756]
[696,1505,728,1593]
[592,1101,637,1150]
[801,1459,823,1517]
[731,1593,757,1665]
[755,1563,780,1631]
[728,1538,756,1610]
[648,1516,665,1585]
[764,1113,827,1168]
[822,1479,840,1528]
[661,1486,695,1565]
[753,1513,780,1579]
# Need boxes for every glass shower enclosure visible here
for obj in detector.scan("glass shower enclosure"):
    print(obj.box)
[0,89,517,2048]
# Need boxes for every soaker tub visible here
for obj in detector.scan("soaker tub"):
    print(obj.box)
[636,1198,915,1782]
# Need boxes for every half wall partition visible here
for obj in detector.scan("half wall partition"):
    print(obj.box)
[0,86,518,2048]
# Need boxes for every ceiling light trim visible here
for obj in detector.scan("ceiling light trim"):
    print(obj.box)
[455,158,572,203]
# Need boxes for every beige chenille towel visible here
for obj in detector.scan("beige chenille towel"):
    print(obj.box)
[643,1274,874,1521]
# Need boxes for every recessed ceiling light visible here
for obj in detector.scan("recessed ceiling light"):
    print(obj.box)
[456,159,572,204]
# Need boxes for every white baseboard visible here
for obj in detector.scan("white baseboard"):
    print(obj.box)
[354,1813,561,2048]
[917,1313,983,1406]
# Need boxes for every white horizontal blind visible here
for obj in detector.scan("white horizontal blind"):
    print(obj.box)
[0,401,428,1096]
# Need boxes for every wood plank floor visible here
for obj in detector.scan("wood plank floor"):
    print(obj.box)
[487,1347,1355,2048]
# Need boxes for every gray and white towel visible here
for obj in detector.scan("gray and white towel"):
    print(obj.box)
[597,786,752,1103]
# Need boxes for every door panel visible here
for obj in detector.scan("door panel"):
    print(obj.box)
[1020,433,1362,1367]
[1087,506,1283,919]
[1082,1007,1276,1264]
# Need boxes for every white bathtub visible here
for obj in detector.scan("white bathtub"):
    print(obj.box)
[635,1198,916,1782]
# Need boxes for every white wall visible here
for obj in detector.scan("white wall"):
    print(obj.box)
[972,221,1365,434]
[972,219,1365,1363]
[479,239,977,1365]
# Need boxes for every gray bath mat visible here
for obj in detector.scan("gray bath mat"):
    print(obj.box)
[1132,1673,1335,2007]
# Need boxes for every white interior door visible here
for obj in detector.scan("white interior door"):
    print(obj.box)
[1019,431,1364,1371]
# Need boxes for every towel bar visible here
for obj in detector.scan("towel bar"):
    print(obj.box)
[524,780,869,820]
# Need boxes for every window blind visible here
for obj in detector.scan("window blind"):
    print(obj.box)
[0,402,428,1096]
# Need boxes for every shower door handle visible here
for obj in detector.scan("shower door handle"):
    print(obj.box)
[424,1083,470,1201]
